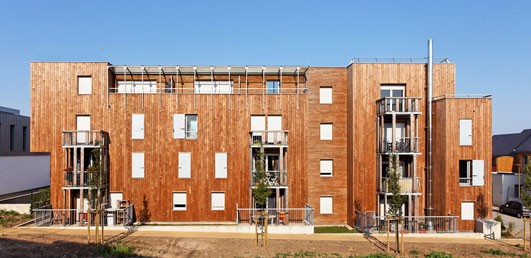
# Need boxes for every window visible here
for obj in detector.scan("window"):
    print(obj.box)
[178,152,191,178]
[380,85,405,98]
[320,123,333,140]
[461,201,474,220]
[117,80,157,93]
[194,81,233,94]
[9,125,14,151]
[267,81,279,94]
[78,76,92,94]
[320,196,333,214]
[459,119,472,146]
[459,160,472,186]
[76,115,90,144]
[173,114,197,139]
[132,152,145,178]
[459,160,485,186]
[320,160,333,177]
[22,126,27,151]
[215,153,228,178]
[131,114,144,139]
[211,192,225,210]
[320,87,333,104]
[173,192,187,211]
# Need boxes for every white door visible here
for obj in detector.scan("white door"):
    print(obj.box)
[215,153,227,178]
[251,115,266,143]
[178,152,191,178]
[132,152,145,178]
[459,119,472,146]
[131,114,144,139]
[267,116,282,143]
[173,114,186,139]
[472,160,485,186]
[76,115,90,144]
[109,192,123,209]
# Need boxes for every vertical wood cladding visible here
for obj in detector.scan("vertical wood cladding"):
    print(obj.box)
[31,62,308,222]
[432,98,492,230]
[347,63,455,221]
[306,68,348,224]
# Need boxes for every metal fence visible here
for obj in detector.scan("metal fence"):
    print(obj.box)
[34,205,134,227]
[355,210,458,234]
[236,205,314,226]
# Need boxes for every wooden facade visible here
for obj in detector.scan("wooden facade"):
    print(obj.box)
[30,61,492,229]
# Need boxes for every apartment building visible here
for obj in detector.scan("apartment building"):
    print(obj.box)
[30,53,492,230]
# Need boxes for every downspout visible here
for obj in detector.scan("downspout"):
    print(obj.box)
[427,39,433,216]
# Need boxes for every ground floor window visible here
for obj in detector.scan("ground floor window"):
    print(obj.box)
[461,201,474,220]
[320,196,333,214]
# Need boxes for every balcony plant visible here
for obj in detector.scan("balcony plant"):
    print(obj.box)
[276,140,282,145]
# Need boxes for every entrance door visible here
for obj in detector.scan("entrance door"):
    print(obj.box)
[267,115,282,143]
[76,115,90,144]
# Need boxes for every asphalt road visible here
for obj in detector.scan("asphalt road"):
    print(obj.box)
[493,207,528,238]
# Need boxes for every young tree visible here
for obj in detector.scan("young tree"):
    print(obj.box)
[86,145,108,244]
[251,145,271,246]
[386,153,406,253]
[521,162,531,208]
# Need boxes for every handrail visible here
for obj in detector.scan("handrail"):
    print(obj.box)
[108,87,309,95]
[376,97,422,114]
[250,130,288,146]
[62,130,108,147]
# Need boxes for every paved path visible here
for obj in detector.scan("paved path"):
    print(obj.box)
[0,227,522,245]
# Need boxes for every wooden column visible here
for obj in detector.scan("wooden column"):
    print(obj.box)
[73,148,78,186]
[80,147,85,211]
[392,113,396,151]
[410,114,414,151]
[279,146,284,186]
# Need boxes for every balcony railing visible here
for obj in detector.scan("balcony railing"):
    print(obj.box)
[236,204,314,226]
[252,171,287,186]
[376,97,422,115]
[382,177,420,193]
[379,137,420,153]
[250,130,288,146]
[64,172,95,187]
[459,177,472,186]
[62,130,108,147]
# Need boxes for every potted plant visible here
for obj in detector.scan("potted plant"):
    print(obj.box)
[64,167,73,185]
[276,140,282,145]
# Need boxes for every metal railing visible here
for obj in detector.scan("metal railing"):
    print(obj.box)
[250,130,288,146]
[381,177,420,193]
[379,137,420,153]
[355,210,458,234]
[459,178,472,186]
[34,205,134,227]
[109,87,309,95]
[64,172,95,187]
[376,97,422,114]
[236,205,314,226]
[62,130,108,147]
[252,171,287,186]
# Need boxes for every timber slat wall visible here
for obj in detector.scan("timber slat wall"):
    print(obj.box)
[31,62,308,222]
[347,63,455,224]
[306,68,348,224]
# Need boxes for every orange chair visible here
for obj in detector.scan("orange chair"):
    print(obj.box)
[279,212,286,224]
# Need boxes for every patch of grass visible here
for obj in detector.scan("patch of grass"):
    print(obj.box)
[352,254,393,258]
[481,248,529,257]
[0,209,32,227]
[95,241,136,258]
[314,226,360,234]
[424,251,454,258]
[410,250,421,255]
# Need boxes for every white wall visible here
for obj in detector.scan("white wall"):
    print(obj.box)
[0,155,50,195]
[492,172,522,206]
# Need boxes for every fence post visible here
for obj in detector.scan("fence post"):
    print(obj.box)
[236,204,239,224]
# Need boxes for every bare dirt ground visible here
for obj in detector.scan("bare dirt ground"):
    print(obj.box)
[0,233,529,257]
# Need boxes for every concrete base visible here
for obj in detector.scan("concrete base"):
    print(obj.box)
[0,204,30,214]
[475,219,501,239]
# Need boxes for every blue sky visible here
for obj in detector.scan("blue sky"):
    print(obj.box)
[0,1,529,134]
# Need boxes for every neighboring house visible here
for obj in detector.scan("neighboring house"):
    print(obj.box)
[492,129,531,173]
[491,129,531,207]
[0,107,50,213]
[30,55,492,230]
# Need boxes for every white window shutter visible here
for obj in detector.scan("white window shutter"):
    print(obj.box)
[320,196,333,214]
[173,193,187,211]
[320,124,333,140]
[132,114,144,139]
[132,152,144,178]
[178,152,191,178]
[78,77,92,94]
[251,116,266,131]
[320,87,333,104]
[472,160,485,186]
[461,202,474,220]
[459,119,472,146]
[173,114,186,139]
[211,192,225,210]
[320,160,333,176]
[215,153,227,178]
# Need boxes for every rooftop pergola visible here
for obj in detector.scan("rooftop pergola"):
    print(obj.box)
[109,65,309,76]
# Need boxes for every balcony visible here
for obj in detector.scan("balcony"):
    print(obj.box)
[379,137,420,153]
[62,130,109,147]
[376,97,422,115]
[252,171,287,187]
[250,130,288,147]
[64,172,95,187]
[382,177,420,193]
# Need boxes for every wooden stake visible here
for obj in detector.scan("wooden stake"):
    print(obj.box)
[265,210,268,246]
[401,217,404,253]
[524,218,527,250]
[95,211,99,244]
[386,216,390,252]
[87,210,91,244]
[101,210,104,244]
